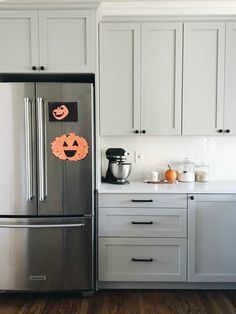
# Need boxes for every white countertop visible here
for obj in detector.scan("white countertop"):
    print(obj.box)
[98,181,236,194]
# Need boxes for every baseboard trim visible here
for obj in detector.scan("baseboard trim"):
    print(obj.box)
[99,281,236,290]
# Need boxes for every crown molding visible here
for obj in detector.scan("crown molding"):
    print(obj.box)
[100,1,236,17]
[0,1,236,17]
[0,0,99,10]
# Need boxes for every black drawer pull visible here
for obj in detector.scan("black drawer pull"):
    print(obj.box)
[131,199,153,203]
[132,258,154,262]
[131,221,153,225]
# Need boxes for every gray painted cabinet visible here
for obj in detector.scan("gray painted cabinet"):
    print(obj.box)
[100,23,141,136]
[188,194,236,282]
[39,10,95,73]
[183,21,236,136]
[0,10,95,73]
[0,11,38,73]
[141,23,182,135]
[100,22,182,136]
[224,22,236,135]
[100,20,236,136]
[98,193,187,282]
[182,22,225,135]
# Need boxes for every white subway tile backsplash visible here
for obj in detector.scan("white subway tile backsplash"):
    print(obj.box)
[101,136,236,181]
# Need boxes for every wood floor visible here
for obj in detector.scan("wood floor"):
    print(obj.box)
[0,290,236,314]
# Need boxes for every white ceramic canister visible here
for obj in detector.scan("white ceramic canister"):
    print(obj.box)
[150,171,159,182]
[177,171,195,182]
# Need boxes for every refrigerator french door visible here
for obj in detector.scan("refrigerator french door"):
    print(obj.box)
[0,75,95,292]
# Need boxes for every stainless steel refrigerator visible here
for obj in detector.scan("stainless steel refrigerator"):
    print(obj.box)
[0,74,95,294]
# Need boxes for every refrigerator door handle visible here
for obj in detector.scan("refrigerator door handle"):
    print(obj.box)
[0,223,85,228]
[37,97,46,202]
[24,97,33,201]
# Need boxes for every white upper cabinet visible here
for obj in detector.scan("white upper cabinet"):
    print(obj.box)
[141,23,182,135]
[0,11,38,72]
[39,10,95,73]
[100,23,141,136]
[99,22,182,136]
[224,22,236,135]
[0,10,95,73]
[183,22,225,135]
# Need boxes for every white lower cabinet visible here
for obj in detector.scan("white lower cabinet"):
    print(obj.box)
[98,193,187,283]
[99,238,187,282]
[188,194,236,282]
[99,207,187,238]
[99,192,236,285]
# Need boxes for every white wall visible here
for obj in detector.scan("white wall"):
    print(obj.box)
[101,136,236,181]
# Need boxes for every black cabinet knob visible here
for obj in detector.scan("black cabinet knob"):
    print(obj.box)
[134,130,139,134]
[217,129,223,133]
[141,130,146,134]
[225,129,231,133]
[40,66,45,71]
[190,196,195,200]
[32,66,37,71]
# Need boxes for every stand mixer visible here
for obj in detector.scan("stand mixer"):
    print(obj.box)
[102,148,132,184]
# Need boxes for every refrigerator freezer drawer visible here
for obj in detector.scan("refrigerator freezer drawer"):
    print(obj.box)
[0,217,94,291]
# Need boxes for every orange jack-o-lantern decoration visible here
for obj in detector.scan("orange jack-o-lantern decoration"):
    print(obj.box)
[51,132,89,161]
[52,105,69,120]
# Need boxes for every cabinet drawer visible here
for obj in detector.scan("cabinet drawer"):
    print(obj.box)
[99,194,187,208]
[99,238,186,282]
[99,207,187,237]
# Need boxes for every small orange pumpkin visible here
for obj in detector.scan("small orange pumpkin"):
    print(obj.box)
[53,105,69,120]
[165,165,177,182]
[51,132,89,161]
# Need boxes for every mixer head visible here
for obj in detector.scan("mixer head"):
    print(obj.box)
[105,148,127,162]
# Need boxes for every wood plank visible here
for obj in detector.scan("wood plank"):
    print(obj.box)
[0,290,235,314]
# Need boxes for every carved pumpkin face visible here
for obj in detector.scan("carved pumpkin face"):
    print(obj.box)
[51,132,89,161]
[52,105,69,120]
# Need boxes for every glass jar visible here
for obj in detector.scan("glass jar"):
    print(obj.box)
[177,158,195,182]
[195,164,210,182]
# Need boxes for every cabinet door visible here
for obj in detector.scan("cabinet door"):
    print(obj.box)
[188,194,236,282]
[100,23,141,135]
[0,11,38,72]
[39,10,95,73]
[141,23,182,135]
[183,22,225,135]
[224,22,236,135]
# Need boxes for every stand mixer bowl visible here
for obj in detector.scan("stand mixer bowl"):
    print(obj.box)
[110,162,132,183]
